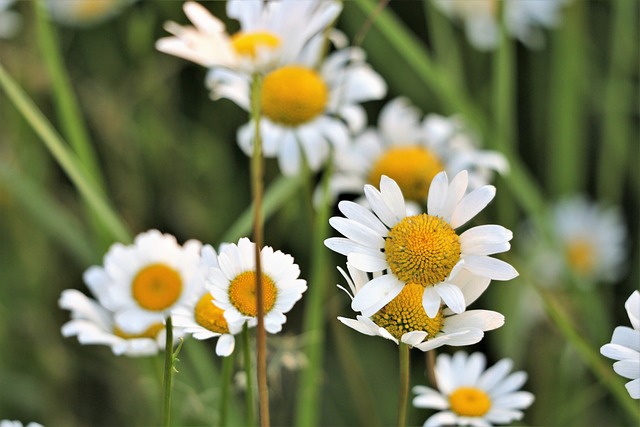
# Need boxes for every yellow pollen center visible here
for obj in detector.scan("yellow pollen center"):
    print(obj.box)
[385,214,461,286]
[368,146,444,202]
[114,323,164,340]
[449,387,492,417]
[131,264,183,311]
[566,239,595,274]
[261,66,328,127]
[194,294,230,334]
[372,283,444,340]
[230,31,281,58]
[228,271,277,317]
[74,0,117,20]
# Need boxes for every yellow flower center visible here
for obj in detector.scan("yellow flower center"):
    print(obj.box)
[131,264,183,311]
[368,146,444,202]
[230,31,281,58]
[113,323,164,339]
[566,239,595,274]
[228,271,278,317]
[385,214,461,286]
[194,293,230,334]
[449,387,492,417]
[74,0,118,20]
[261,66,328,127]
[372,283,444,340]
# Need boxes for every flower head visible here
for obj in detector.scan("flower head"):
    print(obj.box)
[45,0,134,26]
[413,351,535,426]
[83,230,205,334]
[0,0,20,39]
[172,244,241,356]
[210,46,386,176]
[433,0,567,50]
[330,97,508,211]
[207,238,307,333]
[156,0,342,74]
[600,290,640,399]
[326,171,518,318]
[0,421,44,427]
[337,263,504,351]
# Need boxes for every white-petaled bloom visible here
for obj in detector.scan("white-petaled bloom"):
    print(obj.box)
[59,289,170,356]
[551,196,627,283]
[83,230,205,334]
[433,0,566,50]
[0,421,44,427]
[172,244,241,357]
[413,351,535,426]
[208,237,307,333]
[156,0,342,74]
[208,45,386,176]
[0,0,20,39]
[329,97,508,211]
[44,0,134,26]
[325,171,518,318]
[337,263,504,351]
[601,290,640,399]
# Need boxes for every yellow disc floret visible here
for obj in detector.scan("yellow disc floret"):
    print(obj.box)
[372,283,444,340]
[114,322,164,339]
[261,66,328,127]
[228,271,278,317]
[369,146,444,202]
[132,264,183,311]
[231,31,281,58]
[449,387,492,417]
[566,239,595,275]
[386,214,461,286]
[195,294,230,334]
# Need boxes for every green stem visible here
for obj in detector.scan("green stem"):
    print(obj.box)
[295,165,333,427]
[533,285,640,424]
[249,74,269,427]
[162,316,174,427]
[422,0,463,89]
[397,343,410,427]
[426,350,438,390]
[242,324,256,426]
[219,347,236,427]
[0,63,131,244]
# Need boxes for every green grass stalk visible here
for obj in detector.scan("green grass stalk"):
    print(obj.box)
[294,165,333,427]
[422,0,464,89]
[249,74,269,427]
[0,64,131,243]
[397,343,410,427]
[219,349,236,427]
[162,316,175,427]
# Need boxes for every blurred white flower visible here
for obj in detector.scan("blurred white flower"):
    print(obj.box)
[413,351,535,426]
[433,0,567,50]
[601,290,640,399]
[44,0,135,26]
[0,421,44,427]
[0,0,20,39]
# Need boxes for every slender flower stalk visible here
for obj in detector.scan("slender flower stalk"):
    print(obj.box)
[426,350,438,390]
[250,73,269,427]
[242,324,256,426]
[162,316,174,427]
[219,348,236,427]
[397,343,410,427]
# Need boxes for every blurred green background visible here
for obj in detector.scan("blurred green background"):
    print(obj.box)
[1,0,638,426]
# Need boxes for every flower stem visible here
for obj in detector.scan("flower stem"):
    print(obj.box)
[426,350,438,390]
[162,316,174,427]
[242,324,256,426]
[250,73,269,427]
[397,343,410,427]
[219,346,235,427]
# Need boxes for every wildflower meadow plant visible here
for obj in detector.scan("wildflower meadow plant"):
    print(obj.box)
[1,0,638,426]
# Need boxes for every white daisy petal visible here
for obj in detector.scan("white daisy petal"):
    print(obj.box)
[613,359,640,381]
[352,274,404,316]
[422,286,442,318]
[450,185,496,228]
[347,252,388,273]
[434,282,466,314]
[427,171,450,217]
[463,255,519,280]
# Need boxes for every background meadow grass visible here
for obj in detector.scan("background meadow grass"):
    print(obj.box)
[1,0,638,426]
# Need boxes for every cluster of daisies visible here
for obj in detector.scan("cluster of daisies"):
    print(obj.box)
[60,231,306,357]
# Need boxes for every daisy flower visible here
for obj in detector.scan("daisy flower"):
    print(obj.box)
[156,0,342,74]
[413,351,535,426]
[325,171,518,318]
[337,263,504,351]
[433,0,566,50]
[600,290,640,399]
[329,97,508,211]
[59,289,169,356]
[209,45,386,176]
[207,237,307,334]
[44,0,134,26]
[0,421,44,427]
[172,244,242,357]
[83,230,205,334]
[0,0,20,39]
